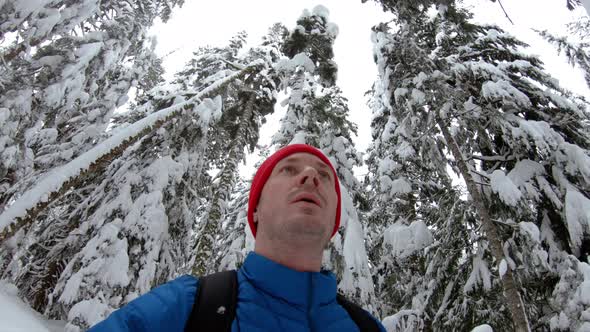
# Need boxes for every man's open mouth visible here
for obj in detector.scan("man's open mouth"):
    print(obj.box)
[292,193,321,207]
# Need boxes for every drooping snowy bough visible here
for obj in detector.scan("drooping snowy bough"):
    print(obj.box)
[0,63,262,243]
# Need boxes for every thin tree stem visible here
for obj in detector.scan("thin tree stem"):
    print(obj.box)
[437,114,530,332]
[497,0,515,25]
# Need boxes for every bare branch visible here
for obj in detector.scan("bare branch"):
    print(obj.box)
[497,0,515,25]
[468,153,517,162]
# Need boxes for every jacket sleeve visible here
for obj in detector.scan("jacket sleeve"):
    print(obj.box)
[88,275,198,332]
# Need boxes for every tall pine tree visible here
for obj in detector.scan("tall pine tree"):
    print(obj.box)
[1,29,265,332]
[366,0,590,330]
[1,0,183,327]
[211,24,290,273]
[0,0,181,211]
[190,27,285,276]
[270,5,376,312]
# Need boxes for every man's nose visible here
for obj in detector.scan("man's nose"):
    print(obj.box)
[299,167,320,187]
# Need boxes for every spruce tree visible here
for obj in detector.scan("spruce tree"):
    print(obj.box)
[366,21,467,329]
[0,0,178,277]
[270,5,376,311]
[25,36,265,328]
[0,0,183,325]
[189,25,288,275]
[366,0,590,330]
[215,178,254,271]
[57,29,279,328]
[0,0,181,212]
[0,31,265,331]
[3,69,221,330]
[211,24,290,273]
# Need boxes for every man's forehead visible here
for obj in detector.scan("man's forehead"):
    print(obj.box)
[276,153,331,169]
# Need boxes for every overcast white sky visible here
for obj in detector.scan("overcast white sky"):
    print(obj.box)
[149,0,588,176]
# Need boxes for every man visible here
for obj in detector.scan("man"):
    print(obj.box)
[89,144,386,331]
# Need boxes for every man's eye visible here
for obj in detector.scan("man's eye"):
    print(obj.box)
[319,171,331,180]
[282,166,296,174]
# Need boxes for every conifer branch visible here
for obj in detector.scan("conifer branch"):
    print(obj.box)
[0,38,42,64]
[468,153,516,162]
[536,28,590,90]
[220,58,246,70]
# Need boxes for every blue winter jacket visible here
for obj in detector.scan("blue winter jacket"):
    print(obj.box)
[89,252,386,331]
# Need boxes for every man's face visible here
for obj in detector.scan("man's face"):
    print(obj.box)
[254,152,338,246]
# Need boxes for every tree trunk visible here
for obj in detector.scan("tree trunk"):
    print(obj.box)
[437,117,530,332]
[192,92,256,276]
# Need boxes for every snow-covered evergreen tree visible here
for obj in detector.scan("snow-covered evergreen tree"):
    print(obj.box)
[216,178,254,271]
[0,0,180,212]
[366,0,590,331]
[0,0,183,325]
[269,5,376,312]
[19,43,263,330]
[0,0,179,277]
[190,28,284,276]
[211,25,290,273]
[365,23,457,329]
[0,28,266,332]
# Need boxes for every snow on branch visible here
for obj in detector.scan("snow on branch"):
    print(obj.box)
[0,61,263,243]
[1,37,43,63]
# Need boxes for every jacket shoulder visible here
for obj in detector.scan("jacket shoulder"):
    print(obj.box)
[88,275,198,332]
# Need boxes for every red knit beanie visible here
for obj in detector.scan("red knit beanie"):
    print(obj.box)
[247,144,341,238]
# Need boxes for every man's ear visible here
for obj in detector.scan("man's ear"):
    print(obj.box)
[253,209,259,224]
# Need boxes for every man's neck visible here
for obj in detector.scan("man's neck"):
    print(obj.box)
[254,241,323,272]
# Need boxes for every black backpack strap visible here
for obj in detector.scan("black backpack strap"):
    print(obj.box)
[337,293,382,332]
[184,270,238,332]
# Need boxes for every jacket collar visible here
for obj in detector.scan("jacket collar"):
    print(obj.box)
[240,252,337,308]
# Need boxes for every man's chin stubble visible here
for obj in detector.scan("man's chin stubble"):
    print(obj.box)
[282,221,329,242]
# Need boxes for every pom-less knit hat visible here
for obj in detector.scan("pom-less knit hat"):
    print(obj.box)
[247,144,341,238]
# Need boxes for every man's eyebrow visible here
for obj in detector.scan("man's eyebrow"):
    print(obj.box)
[315,161,330,170]
[279,156,331,170]
[277,156,300,165]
